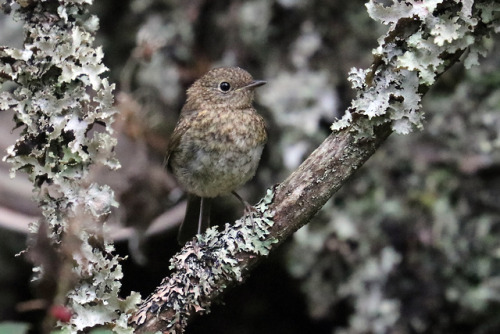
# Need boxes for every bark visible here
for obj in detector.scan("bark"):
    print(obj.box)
[130,1,499,331]
[132,123,392,333]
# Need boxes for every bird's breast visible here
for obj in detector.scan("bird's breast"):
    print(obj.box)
[170,107,266,197]
[189,107,266,150]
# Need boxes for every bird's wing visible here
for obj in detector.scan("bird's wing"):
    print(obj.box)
[164,107,199,168]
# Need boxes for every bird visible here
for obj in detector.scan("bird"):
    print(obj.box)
[165,67,267,245]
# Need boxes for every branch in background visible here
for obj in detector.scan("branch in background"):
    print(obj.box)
[0,0,139,333]
[130,1,500,332]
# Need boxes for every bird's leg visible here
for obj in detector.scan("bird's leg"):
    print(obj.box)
[198,197,211,234]
[231,191,258,229]
[198,197,204,235]
[178,195,211,245]
[231,191,254,213]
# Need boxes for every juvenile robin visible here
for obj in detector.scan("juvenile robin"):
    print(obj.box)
[166,67,267,245]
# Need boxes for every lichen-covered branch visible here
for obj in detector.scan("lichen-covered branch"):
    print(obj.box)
[131,1,500,332]
[0,0,139,333]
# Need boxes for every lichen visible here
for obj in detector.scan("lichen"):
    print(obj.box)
[285,1,500,332]
[131,188,276,331]
[0,1,139,332]
[332,0,500,136]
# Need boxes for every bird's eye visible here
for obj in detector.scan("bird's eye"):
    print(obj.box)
[219,81,231,92]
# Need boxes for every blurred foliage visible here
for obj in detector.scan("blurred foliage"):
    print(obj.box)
[288,44,500,333]
[1,0,499,333]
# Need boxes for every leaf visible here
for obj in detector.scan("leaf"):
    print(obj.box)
[89,330,114,334]
[0,322,30,334]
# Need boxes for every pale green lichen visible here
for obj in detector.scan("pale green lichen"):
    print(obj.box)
[0,1,139,332]
[131,188,276,330]
[332,0,500,136]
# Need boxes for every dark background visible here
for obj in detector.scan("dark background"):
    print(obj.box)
[1,0,500,333]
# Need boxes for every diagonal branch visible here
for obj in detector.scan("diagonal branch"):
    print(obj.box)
[130,1,499,332]
[131,121,393,334]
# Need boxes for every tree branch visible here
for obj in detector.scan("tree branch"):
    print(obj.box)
[270,123,392,241]
[131,1,500,332]
[131,123,392,334]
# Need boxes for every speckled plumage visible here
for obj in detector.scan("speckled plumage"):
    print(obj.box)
[166,67,267,244]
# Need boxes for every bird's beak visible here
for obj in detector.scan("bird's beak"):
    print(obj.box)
[244,80,267,89]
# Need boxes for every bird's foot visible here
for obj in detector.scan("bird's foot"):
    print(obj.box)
[232,191,258,229]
